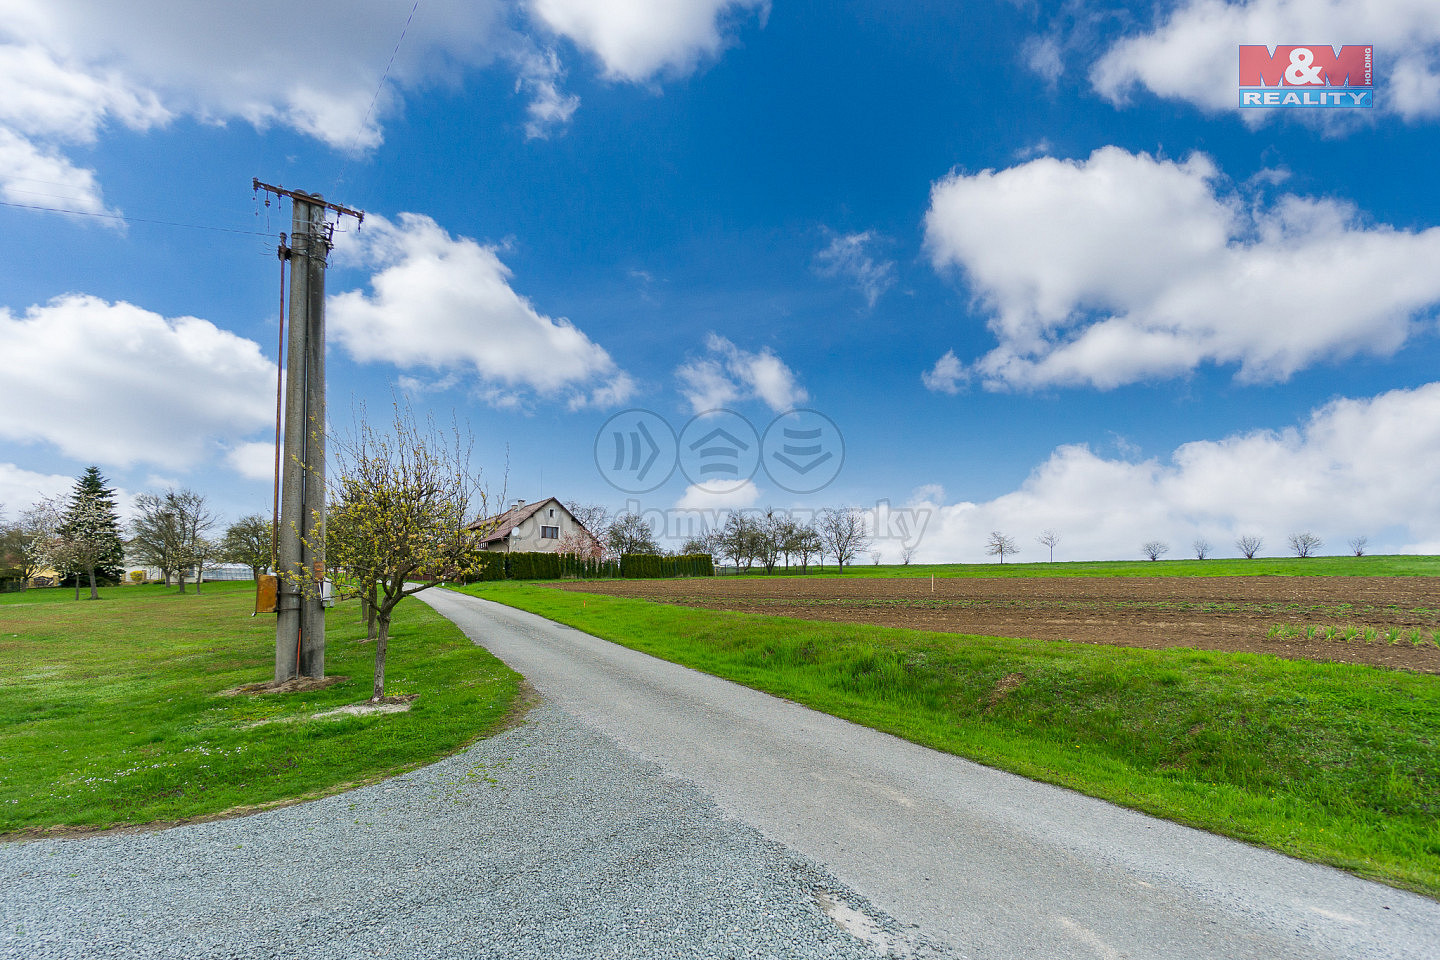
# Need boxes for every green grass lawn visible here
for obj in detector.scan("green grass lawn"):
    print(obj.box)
[743,554,1440,579]
[465,581,1440,899]
[0,582,520,834]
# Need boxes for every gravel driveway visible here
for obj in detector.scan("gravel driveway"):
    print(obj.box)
[1,705,932,960]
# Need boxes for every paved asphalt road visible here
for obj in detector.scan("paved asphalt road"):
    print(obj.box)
[420,588,1440,960]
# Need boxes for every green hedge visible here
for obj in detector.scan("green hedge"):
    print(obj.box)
[620,553,715,578]
[457,551,714,582]
[459,551,619,582]
[468,552,507,582]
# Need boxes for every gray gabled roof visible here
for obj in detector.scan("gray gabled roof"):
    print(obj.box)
[467,497,576,545]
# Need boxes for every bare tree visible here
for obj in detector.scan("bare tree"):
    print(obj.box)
[326,405,494,701]
[604,511,660,556]
[818,506,870,571]
[1235,534,1262,560]
[564,501,611,547]
[22,499,62,588]
[2,502,55,589]
[718,513,762,573]
[1142,541,1169,561]
[757,508,785,574]
[900,543,917,565]
[869,550,882,566]
[221,514,274,581]
[1192,538,1211,560]
[128,493,182,587]
[773,516,802,570]
[189,532,219,594]
[985,531,1019,564]
[128,489,216,593]
[1288,532,1323,558]
[678,532,718,557]
[556,528,604,559]
[0,506,17,587]
[1347,535,1368,557]
[1036,529,1060,562]
[791,522,823,573]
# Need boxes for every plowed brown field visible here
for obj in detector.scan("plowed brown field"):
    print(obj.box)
[552,576,1440,673]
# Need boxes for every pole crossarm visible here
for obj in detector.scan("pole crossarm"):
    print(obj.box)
[253,178,365,224]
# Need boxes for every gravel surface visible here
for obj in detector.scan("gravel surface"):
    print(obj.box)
[1,705,940,960]
[420,588,1440,960]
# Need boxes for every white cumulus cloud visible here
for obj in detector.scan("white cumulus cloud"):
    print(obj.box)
[923,147,1440,390]
[329,213,634,409]
[0,295,276,469]
[675,477,761,510]
[529,0,768,81]
[675,333,807,414]
[1090,0,1440,121]
[921,350,966,395]
[226,441,279,483]
[0,0,543,215]
[0,128,115,217]
[4,0,510,147]
[901,381,1440,562]
[0,0,771,215]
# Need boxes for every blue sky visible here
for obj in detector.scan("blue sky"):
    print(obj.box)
[3,0,1439,562]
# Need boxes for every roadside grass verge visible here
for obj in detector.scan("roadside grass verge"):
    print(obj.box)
[753,555,1440,579]
[466,582,1440,898]
[0,585,520,834]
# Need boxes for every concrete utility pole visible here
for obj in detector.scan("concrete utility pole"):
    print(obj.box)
[254,180,363,683]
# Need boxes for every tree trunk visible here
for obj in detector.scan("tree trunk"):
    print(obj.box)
[367,583,379,640]
[87,566,98,600]
[74,576,80,600]
[372,614,390,701]
[195,567,203,595]
[178,569,187,594]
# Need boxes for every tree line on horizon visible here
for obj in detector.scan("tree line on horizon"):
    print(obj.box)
[0,468,273,597]
[554,503,877,574]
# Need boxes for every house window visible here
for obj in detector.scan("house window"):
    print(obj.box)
[540,525,560,539]
[549,508,555,517]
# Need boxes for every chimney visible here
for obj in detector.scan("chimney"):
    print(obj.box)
[511,499,525,510]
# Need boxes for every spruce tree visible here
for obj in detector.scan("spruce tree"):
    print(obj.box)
[59,466,125,592]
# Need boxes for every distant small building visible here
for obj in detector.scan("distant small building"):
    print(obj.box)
[469,498,595,554]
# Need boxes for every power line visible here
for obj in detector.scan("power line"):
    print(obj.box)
[0,198,277,238]
[354,0,421,156]
[336,0,422,192]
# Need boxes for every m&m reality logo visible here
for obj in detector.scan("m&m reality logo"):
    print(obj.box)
[1238,45,1373,108]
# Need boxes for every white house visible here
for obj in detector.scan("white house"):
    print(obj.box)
[468,498,596,554]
